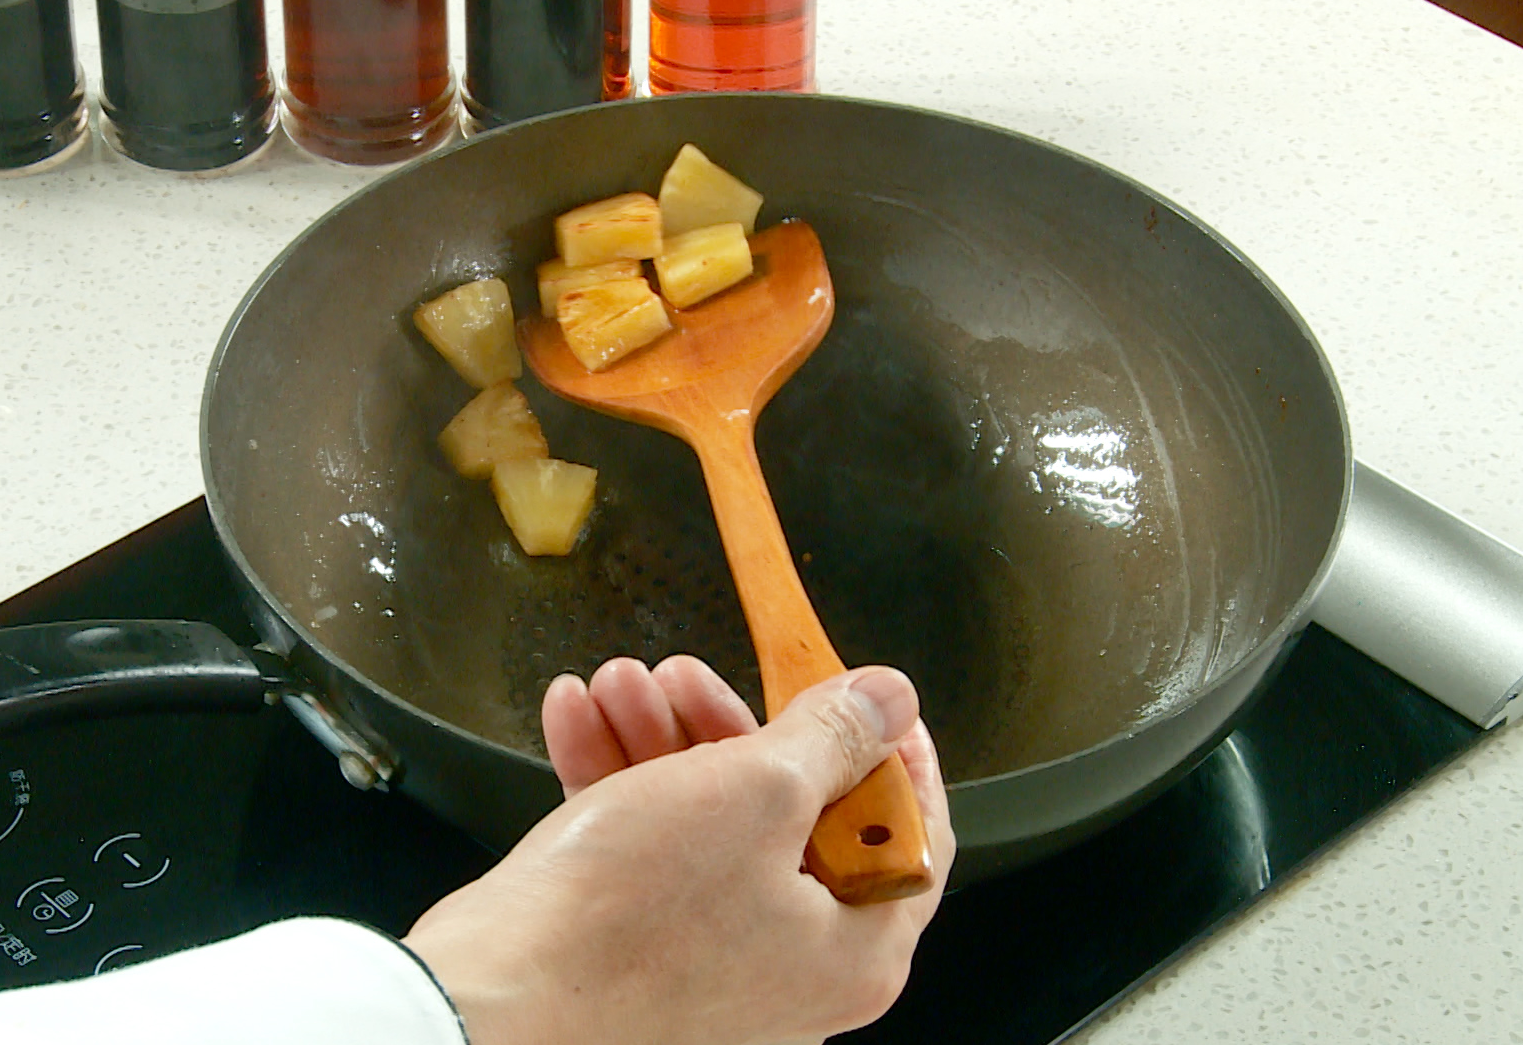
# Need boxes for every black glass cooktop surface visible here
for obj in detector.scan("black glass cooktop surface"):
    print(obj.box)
[0,500,1484,1043]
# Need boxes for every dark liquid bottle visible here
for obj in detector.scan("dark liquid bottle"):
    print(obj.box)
[282,0,456,165]
[649,0,814,94]
[0,0,87,173]
[462,0,629,133]
[97,0,276,171]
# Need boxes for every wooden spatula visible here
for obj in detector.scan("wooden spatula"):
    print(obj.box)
[520,220,934,905]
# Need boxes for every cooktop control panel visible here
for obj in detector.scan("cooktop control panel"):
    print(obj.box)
[0,712,260,984]
[2,759,175,979]
[0,706,493,989]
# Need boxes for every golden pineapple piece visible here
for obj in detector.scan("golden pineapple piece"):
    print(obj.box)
[536,257,644,317]
[658,144,764,238]
[437,382,549,479]
[554,192,663,267]
[652,223,755,309]
[491,458,598,556]
[413,277,521,388]
[556,277,672,372]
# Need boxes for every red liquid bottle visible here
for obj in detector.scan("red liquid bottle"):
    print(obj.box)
[602,0,631,101]
[648,0,814,94]
[282,0,455,165]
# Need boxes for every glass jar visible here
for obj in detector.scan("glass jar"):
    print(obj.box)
[281,0,456,165]
[0,0,88,174]
[97,0,276,172]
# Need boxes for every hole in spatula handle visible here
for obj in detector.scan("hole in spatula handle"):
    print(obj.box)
[858,825,892,846]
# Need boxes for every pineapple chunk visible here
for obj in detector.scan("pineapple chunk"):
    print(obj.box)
[437,382,549,479]
[555,192,663,267]
[658,144,764,238]
[414,277,521,388]
[653,223,754,309]
[492,458,598,556]
[556,277,672,372]
[536,257,643,317]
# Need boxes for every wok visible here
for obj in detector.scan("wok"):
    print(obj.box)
[8,95,1352,882]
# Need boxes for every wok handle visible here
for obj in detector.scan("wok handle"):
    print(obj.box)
[693,418,934,905]
[0,619,271,732]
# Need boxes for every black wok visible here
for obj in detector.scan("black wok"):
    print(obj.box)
[12,94,1353,883]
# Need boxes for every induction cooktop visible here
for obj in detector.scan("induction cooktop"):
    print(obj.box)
[0,500,1484,1043]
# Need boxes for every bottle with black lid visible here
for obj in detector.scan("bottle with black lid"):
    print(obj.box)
[0,0,88,173]
[97,0,276,171]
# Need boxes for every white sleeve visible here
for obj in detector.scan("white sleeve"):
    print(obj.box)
[0,916,468,1045]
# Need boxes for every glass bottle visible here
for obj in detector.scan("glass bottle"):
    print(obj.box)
[96,0,276,171]
[601,0,632,102]
[462,0,630,134]
[282,0,456,165]
[648,0,815,94]
[0,0,87,173]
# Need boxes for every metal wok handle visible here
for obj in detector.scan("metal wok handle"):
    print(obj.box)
[0,619,273,731]
[0,621,397,791]
[1312,462,1523,729]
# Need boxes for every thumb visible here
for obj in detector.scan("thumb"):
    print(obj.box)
[755,666,921,812]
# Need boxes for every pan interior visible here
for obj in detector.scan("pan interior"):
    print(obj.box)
[206,97,1344,784]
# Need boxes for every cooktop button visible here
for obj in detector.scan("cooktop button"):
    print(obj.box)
[15,877,95,934]
[93,943,145,975]
[92,833,170,889]
[1,769,31,846]
[0,806,22,846]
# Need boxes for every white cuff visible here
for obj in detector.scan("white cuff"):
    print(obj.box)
[0,917,467,1045]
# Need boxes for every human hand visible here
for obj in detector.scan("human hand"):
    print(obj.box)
[540,654,762,798]
[402,656,954,1045]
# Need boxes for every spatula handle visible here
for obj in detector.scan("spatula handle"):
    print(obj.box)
[693,419,933,905]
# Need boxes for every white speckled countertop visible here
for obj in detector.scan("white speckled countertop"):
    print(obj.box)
[3,0,1522,1039]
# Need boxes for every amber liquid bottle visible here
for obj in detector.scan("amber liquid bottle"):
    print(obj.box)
[602,0,632,101]
[0,0,87,172]
[282,0,455,165]
[97,0,275,171]
[462,0,629,134]
[648,0,814,94]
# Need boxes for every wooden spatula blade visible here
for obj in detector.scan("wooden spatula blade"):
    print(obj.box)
[521,220,834,424]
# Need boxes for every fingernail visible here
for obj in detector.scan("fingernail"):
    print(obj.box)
[847,668,918,741]
[544,673,584,699]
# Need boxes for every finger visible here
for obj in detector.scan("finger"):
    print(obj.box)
[756,666,920,814]
[894,719,956,919]
[586,657,690,765]
[542,673,630,798]
[651,654,760,743]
